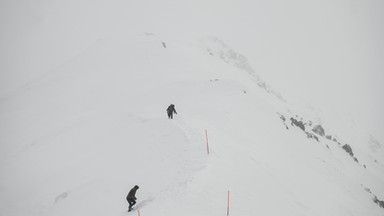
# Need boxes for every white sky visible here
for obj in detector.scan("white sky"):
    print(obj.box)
[1,0,383,137]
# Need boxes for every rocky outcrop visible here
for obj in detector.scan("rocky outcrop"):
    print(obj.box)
[277,113,362,164]
[365,187,384,209]
[290,117,305,131]
[342,144,354,157]
[312,125,325,137]
[374,196,384,208]
[306,132,319,142]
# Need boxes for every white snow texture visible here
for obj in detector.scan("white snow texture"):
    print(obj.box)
[1,1,384,216]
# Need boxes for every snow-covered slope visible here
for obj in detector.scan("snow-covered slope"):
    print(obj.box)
[1,0,384,215]
[1,34,383,216]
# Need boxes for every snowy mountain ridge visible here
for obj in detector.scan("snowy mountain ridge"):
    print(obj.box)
[199,36,285,102]
[1,34,383,216]
[199,35,384,170]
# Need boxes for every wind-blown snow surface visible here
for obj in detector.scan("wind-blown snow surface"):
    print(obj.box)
[1,35,384,216]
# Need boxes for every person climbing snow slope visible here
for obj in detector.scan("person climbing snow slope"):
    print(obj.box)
[166,104,177,119]
[126,185,139,212]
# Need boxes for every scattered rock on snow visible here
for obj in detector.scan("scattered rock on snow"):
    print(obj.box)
[306,132,319,142]
[374,196,384,208]
[312,125,325,137]
[342,144,354,157]
[290,117,305,131]
[363,186,384,209]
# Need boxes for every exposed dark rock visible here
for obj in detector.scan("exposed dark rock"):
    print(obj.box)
[312,125,325,137]
[365,187,384,208]
[364,187,384,208]
[326,135,332,140]
[342,144,354,157]
[374,196,384,208]
[306,132,319,142]
[354,157,359,163]
[278,113,289,130]
[290,117,305,131]
[341,144,360,163]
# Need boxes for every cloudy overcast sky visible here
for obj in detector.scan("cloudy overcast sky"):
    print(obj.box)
[1,0,383,137]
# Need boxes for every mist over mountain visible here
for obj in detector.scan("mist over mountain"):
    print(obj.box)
[1,1,383,216]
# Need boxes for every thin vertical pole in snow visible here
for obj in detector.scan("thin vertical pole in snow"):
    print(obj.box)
[227,190,230,216]
[138,209,141,216]
[205,129,209,154]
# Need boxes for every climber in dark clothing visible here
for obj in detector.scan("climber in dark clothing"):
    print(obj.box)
[126,185,139,212]
[166,104,177,119]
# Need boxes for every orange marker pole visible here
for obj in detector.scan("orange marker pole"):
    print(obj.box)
[227,191,230,216]
[205,129,209,154]
[138,209,141,216]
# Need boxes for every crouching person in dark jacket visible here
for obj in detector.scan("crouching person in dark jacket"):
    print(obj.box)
[126,185,139,212]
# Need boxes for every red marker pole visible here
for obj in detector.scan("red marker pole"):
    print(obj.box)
[227,191,230,216]
[205,129,209,154]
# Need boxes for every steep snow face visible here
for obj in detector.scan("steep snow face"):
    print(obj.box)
[199,36,285,102]
[1,35,384,216]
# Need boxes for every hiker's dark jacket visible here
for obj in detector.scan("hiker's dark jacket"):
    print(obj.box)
[127,187,138,200]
